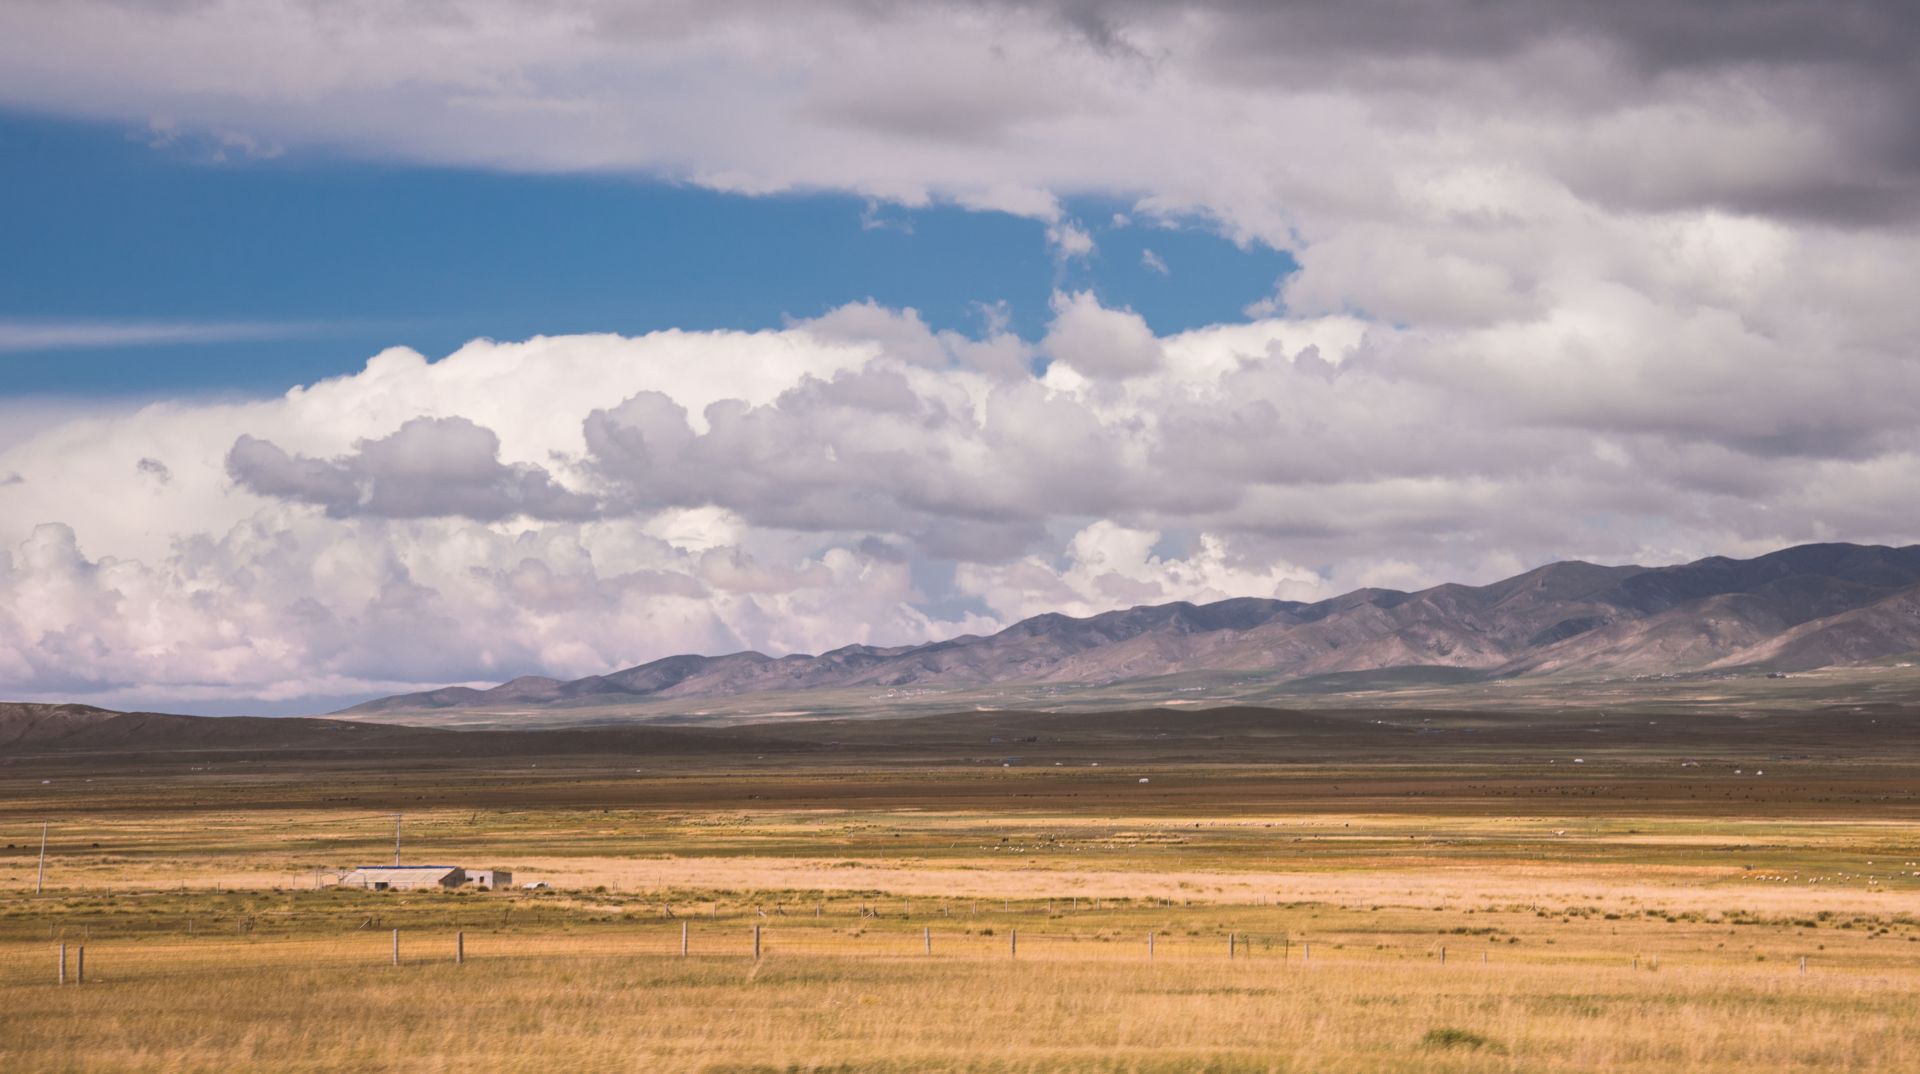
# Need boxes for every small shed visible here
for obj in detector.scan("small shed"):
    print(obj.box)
[338,865,466,891]
[467,869,513,890]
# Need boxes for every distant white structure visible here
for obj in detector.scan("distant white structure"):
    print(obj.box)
[337,865,514,891]
[467,869,513,890]
[339,865,466,891]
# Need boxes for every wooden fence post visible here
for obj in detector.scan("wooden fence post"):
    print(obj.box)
[1303,942,1310,961]
[392,928,400,966]
[924,926,931,956]
[1229,933,1236,960]
[58,943,66,985]
[1440,946,1446,965]
[1799,956,1807,975]
[1147,931,1154,961]
[681,921,689,957]
[753,924,762,961]
[1010,928,1017,958]
[456,931,464,965]
[78,945,86,984]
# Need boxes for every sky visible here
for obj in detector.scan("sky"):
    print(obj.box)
[1,0,1917,715]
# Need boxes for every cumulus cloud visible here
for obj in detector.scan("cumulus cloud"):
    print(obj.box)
[0,513,983,709]
[1041,291,1163,378]
[227,417,598,521]
[957,522,1328,622]
[1140,248,1169,276]
[1,289,1917,709]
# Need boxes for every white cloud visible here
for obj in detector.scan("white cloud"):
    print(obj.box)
[6,2,1912,240]
[2,288,1917,708]
[641,506,749,554]
[957,522,1328,622]
[0,513,970,709]
[1047,221,1096,259]
[1040,291,1163,378]
[227,416,598,521]
[955,185,1062,221]
[0,318,319,352]
[1140,248,1169,275]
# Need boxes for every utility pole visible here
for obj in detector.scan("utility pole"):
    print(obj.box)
[393,813,403,867]
[36,822,47,895]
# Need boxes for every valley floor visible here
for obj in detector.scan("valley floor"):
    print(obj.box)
[3,745,1919,1072]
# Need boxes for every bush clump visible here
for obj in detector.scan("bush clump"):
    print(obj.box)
[1422,1027,1495,1051]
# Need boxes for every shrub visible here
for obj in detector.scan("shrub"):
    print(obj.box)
[1422,1027,1495,1050]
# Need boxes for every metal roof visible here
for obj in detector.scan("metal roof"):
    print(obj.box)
[349,865,460,870]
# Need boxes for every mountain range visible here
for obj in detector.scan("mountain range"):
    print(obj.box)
[346,542,1920,717]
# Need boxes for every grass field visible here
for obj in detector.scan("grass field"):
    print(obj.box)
[5,732,1920,1071]
[9,937,1920,1073]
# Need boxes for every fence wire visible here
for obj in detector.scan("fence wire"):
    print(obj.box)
[3,923,1908,991]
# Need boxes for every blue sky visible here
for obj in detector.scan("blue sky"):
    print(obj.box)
[0,111,1293,399]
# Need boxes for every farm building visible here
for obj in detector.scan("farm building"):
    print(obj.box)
[338,865,467,891]
[336,865,517,891]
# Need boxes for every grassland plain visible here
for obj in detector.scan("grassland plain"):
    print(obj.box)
[4,736,1920,1071]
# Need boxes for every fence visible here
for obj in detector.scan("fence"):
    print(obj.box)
[0,922,1865,989]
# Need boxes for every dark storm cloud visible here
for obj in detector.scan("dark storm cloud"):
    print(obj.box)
[1023,0,1920,71]
[1016,0,1920,222]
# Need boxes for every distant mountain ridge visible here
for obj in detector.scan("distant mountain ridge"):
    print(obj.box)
[344,542,1920,715]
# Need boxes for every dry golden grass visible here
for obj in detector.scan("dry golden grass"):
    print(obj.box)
[7,801,1919,918]
[5,931,1918,1073]
[5,760,1920,1070]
